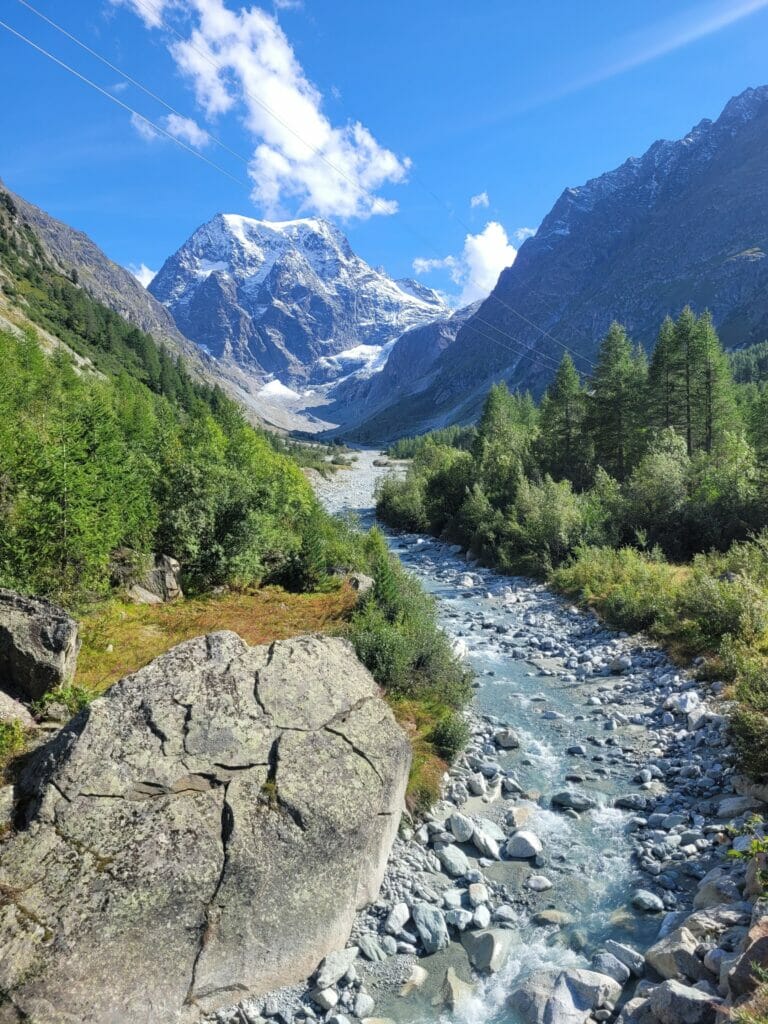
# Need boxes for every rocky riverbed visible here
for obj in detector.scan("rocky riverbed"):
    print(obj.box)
[211,451,767,1024]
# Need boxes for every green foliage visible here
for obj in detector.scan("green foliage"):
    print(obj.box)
[428,712,470,762]
[0,192,367,606]
[32,684,95,717]
[552,545,679,632]
[348,529,471,710]
[589,323,647,479]
[385,424,476,459]
[0,719,26,770]
[730,340,768,384]
[537,354,590,484]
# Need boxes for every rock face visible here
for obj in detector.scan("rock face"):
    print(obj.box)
[111,549,184,603]
[149,214,445,384]
[0,589,80,700]
[0,632,410,1023]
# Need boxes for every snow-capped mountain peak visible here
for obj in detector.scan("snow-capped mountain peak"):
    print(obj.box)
[150,212,446,382]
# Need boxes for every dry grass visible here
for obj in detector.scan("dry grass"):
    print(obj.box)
[78,585,358,695]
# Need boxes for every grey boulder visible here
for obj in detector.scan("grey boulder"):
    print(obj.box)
[411,902,449,954]
[648,980,722,1024]
[509,969,622,1024]
[0,632,410,1023]
[461,928,513,973]
[0,588,80,700]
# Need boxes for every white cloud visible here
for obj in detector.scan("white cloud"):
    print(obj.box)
[112,0,173,29]
[128,262,156,287]
[412,256,456,275]
[118,0,409,219]
[470,191,489,209]
[273,0,303,8]
[165,113,210,148]
[513,226,536,242]
[130,110,160,141]
[413,221,517,306]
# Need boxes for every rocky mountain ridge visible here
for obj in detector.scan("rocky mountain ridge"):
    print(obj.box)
[355,84,768,438]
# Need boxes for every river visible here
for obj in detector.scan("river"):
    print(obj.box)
[312,451,704,1024]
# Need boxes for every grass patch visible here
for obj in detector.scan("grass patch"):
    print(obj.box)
[0,720,27,773]
[391,699,450,814]
[78,585,358,695]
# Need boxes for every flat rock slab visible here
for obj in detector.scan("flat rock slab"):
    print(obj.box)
[0,632,410,1023]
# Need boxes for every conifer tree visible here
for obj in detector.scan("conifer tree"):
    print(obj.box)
[589,322,646,479]
[537,354,588,483]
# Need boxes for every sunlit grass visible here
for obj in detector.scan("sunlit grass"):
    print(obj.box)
[77,585,358,696]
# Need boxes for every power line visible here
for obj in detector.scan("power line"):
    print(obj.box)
[130,0,594,371]
[15,0,250,168]
[0,17,248,188]
[0,9,571,379]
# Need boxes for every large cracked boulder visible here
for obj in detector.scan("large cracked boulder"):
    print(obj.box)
[0,589,80,700]
[0,632,410,1023]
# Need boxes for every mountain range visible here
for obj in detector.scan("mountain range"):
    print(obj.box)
[2,84,768,440]
[353,84,768,437]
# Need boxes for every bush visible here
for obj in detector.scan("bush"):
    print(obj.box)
[428,712,470,762]
[677,561,768,647]
[375,474,428,532]
[0,719,27,772]
[552,545,679,632]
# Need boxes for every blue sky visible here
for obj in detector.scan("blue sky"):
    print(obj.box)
[1,0,767,303]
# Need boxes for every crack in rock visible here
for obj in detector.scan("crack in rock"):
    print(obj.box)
[185,781,233,1007]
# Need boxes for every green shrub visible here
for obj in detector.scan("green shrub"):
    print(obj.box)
[428,712,470,763]
[0,719,27,770]
[677,562,768,647]
[375,474,428,532]
[552,545,679,632]
[731,706,768,777]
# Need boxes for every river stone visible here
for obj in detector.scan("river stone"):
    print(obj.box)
[633,890,665,912]
[447,811,474,842]
[411,902,449,954]
[0,632,410,1023]
[437,967,474,1011]
[358,936,387,962]
[461,928,512,973]
[312,988,339,1011]
[437,843,470,877]
[316,947,360,989]
[506,830,544,858]
[0,589,80,700]
[527,875,553,892]
[495,728,520,748]
[648,980,722,1024]
[354,992,376,1018]
[0,690,35,729]
[645,927,702,981]
[552,791,596,812]
[472,827,501,860]
[592,952,631,985]
[604,940,645,976]
[509,968,621,1024]
[384,902,410,935]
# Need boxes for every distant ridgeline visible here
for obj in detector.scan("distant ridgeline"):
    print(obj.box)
[379,309,768,777]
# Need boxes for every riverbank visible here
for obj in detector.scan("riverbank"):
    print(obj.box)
[209,451,767,1024]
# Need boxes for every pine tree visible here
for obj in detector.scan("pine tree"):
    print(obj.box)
[537,354,588,483]
[695,311,738,453]
[648,316,681,432]
[589,322,646,480]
